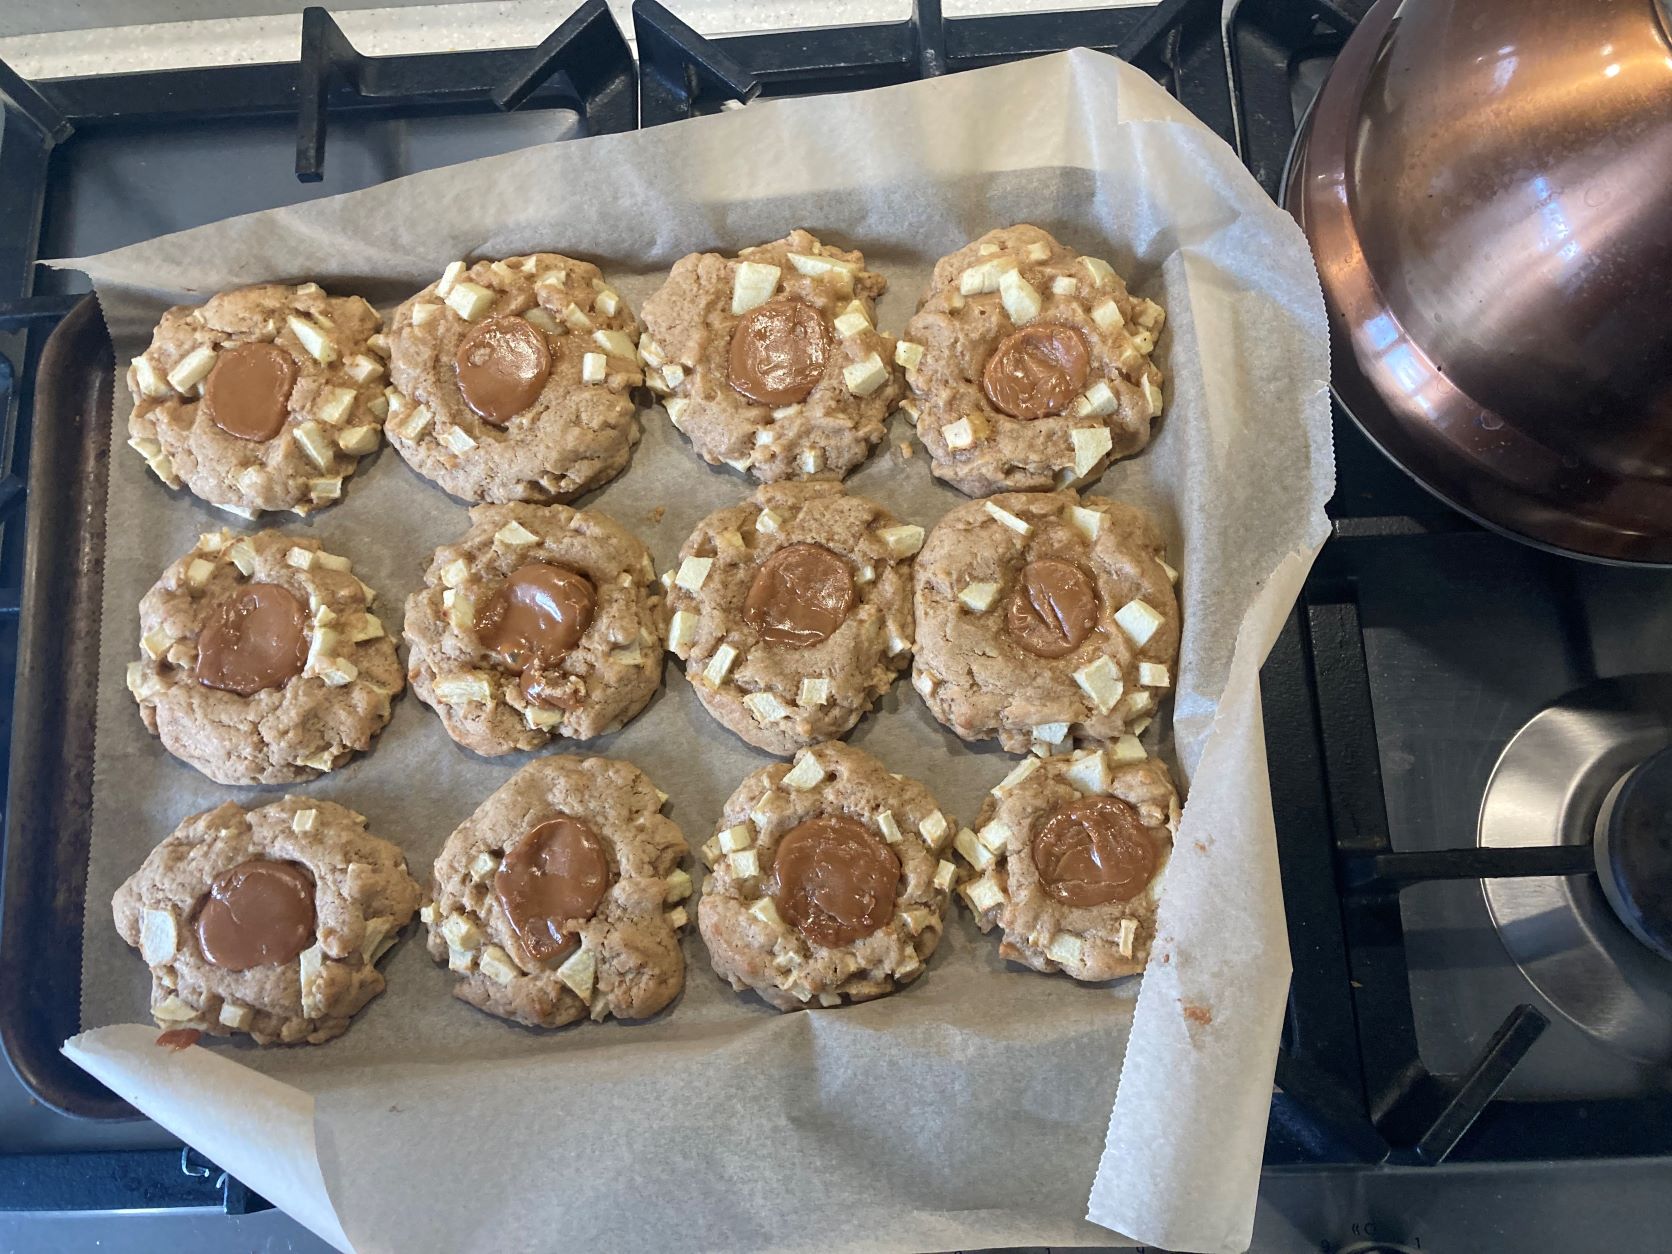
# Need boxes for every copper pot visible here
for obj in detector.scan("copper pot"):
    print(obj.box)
[1286,0,1672,563]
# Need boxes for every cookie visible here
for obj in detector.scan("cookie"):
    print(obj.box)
[383,253,644,503]
[953,746,1178,981]
[112,797,422,1045]
[403,502,664,756]
[664,483,918,756]
[127,529,403,785]
[425,755,689,1028]
[899,225,1166,496]
[696,742,956,1011]
[126,283,388,516]
[639,230,905,482]
[911,490,1178,755]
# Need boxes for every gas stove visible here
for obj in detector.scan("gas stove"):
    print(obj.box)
[2,3,1670,1251]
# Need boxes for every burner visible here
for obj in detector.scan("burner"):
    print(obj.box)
[1478,675,1672,1066]
[1595,747,1672,963]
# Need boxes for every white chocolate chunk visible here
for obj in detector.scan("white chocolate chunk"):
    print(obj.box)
[854,563,875,584]
[933,859,958,893]
[743,690,788,722]
[1071,380,1118,419]
[781,751,825,791]
[1064,748,1111,794]
[704,643,739,685]
[469,850,500,883]
[493,521,538,548]
[593,328,636,360]
[344,353,382,385]
[978,243,1000,256]
[1064,503,1105,542]
[184,557,215,589]
[725,454,756,473]
[667,609,699,657]
[977,818,1013,854]
[140,908,178,963]
[1133,299,1165,331]
[665,905,689,931]
[918,811,950,851]
[132,355,172,399]
[442,426,477,455]
[1082,256,1116,287]
[786,252,858,279]
[441,913,482,951]
[595,289,621,316]
[833,307,871,338]
[434,260,467,299]
[718,825,753,855]
[293,420,334,471]
[1115,598,1164,647]
[841,352,887,397]
[410,302,442,327]
[729,848,761,880]
[796,448,823,474]
[286,545,316,571]
[478,944,521,986]
[957,581,1000,613]
[292,808,319,833]
[392,402,433,440]
[434,672,493,705]
[894,340,924,370]
[166,345,217,393]
[798,676,831,707]
[876,811,903,844]
[522,307,560,334]
[998,268,1042,324]
[439,557,469,587]
[954,826,996,871]
[1118,917,1139,958]
[875,524,925,558]
[983,501,1032,535]
[1109,734,1147,764]
[338,425,379,455]
[662,868,693,905]
[152,995,200,1024]
[1074,656,1125,713]
[298,943,328,1018]
[227,540,256,575]
[964,874,1006,913]
[731,261,781,315]
[445,281,496,321]
[218,1002,253,1031]
[1138,661,1171,688]
[1033,720,1071,745]
[662,363,686,390]
[1070,426,1113,478]
[675,556,712,592]
[580,352,607,384]
[748,897,783,929]
[958,257,1014,295]
[556,946,595,1002]
[1142,376,1164,417]
[563,302,593,333]
[1090,298,1125,332]
[315,385,356,425]
[1046,932,1085,966]
[1122,688,1156,718]
[317,656,358,687]
[1050,275,1078,296]
[287,315,337,363]
[942,417,976,451]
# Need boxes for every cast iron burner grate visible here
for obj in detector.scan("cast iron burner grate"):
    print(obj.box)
[2,0,1666,1221]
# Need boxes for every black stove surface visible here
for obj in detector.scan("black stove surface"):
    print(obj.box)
[4,2,1671,1250]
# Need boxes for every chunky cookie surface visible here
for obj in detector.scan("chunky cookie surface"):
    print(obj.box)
[384,253,643,502]
[127,283,387,516]
[425,755,689,1028]
[640,230,905,482]
[128,528,402,785]
[664,483,918,756]
[697,742,956,1011]
[900,225,1165,496]
[112,797,422,1045]
[911,490,1179,755]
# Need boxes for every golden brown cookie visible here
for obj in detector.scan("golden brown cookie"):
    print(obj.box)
[403,502,665,756]
[910,490,1179,755]
[383,253,644,502]
[424,755,689,1028]
[112,797,422,1045]
[126,283,387,516]
[697,742,957,1011]
[664,483,918,756]
[640,230,905,481]
[953,747,1178,981]
[899,225,1165,496]
[127,528,402,785]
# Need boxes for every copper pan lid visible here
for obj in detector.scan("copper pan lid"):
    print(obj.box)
[1286,0,1672,563]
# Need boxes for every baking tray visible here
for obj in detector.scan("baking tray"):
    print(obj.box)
[0,295,134,1119]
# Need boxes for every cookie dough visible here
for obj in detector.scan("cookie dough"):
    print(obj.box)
[425,755,689,1028]
[639,230,905,482]
[697,742,956,1011]
[899,225,1166,496]
[126,283,388,516]
[664,483,918,756]
[953,745,1178,981]
[112,797,422,1045]
[403,502,665,756]
[911,490,1179,755]
[383,253,644,502]
[127,529,403,785]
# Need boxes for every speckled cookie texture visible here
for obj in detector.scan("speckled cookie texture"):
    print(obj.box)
[639,230,906,482]
[697,742,957,1011]
[403,502,665,756]
[425,755,689,1028]
[664,483,919,756]
[112,797,423,1045]
[900,224,1166,496]
[127,528,403,786]
[954,747,1178,981]
[383,253,644,503]
[126,283,388,516]
[911,490,1179,755]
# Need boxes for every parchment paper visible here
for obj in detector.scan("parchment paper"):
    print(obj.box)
[58,49,1331,1254]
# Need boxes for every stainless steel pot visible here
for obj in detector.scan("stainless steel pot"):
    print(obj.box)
[1286,0,1672,562]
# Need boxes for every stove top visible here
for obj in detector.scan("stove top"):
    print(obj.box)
[3,2,1670,1251]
